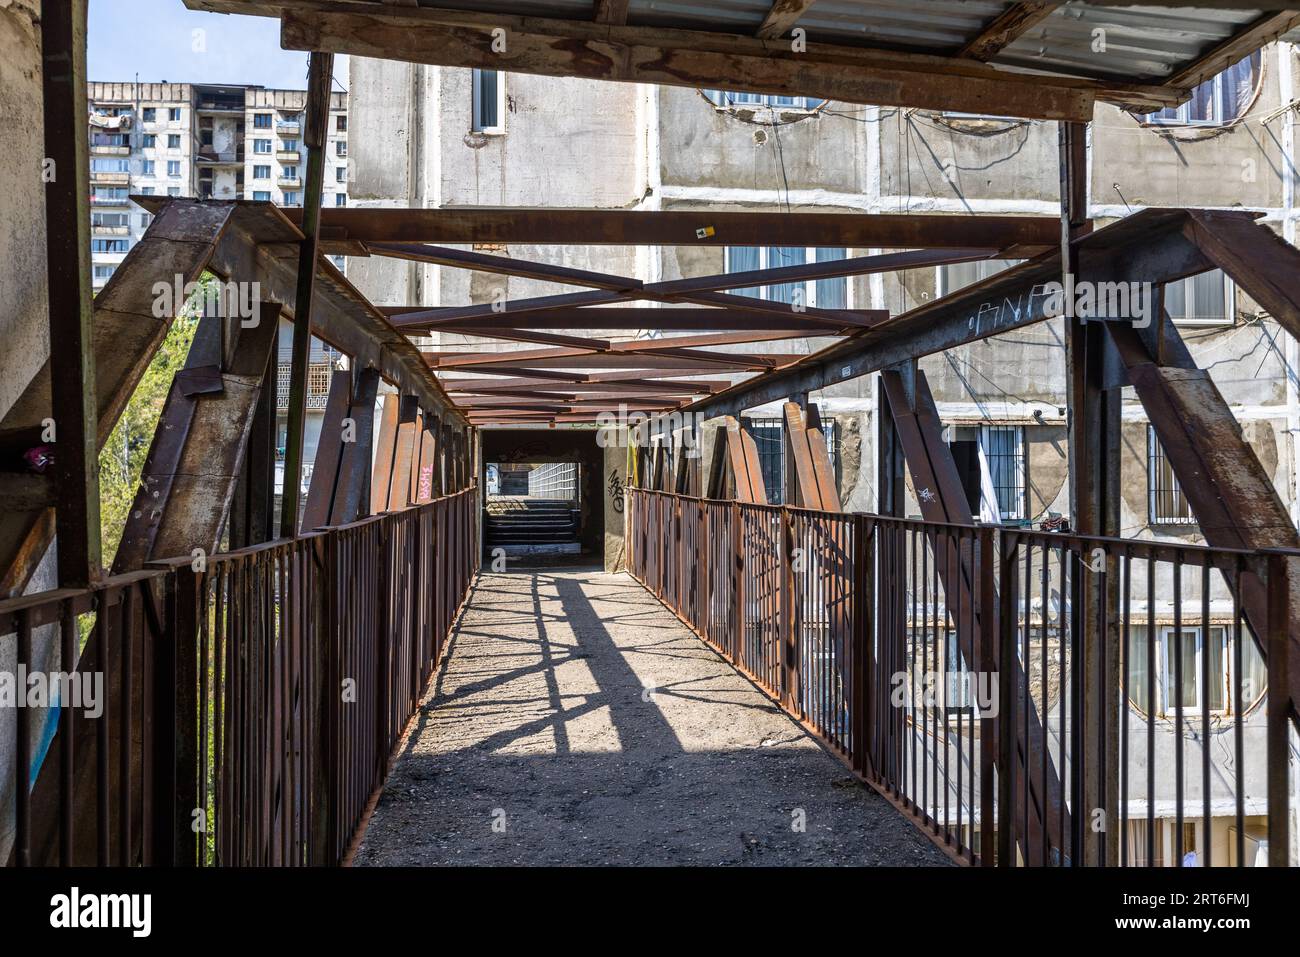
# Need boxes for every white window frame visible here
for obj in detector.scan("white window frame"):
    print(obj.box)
[1165,271,1235,327]
[1145,55,1260,128]
[1147,425,1195,526]
[703,90,824,112]
[724,246,850,309]
[936,259,1021,298]
[977,424,1027,522]
[253,139,272,154]
[1157,626,1228,716]
[471,68,506,133]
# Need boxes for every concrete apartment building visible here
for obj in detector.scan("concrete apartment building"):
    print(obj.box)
[347,42,1300,864]
[87,81,350,290]
[88,80,352,497]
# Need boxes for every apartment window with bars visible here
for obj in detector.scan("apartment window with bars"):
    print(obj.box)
[980,425,1026,521]
[726,247,847,308]
[1148,426,1194,525]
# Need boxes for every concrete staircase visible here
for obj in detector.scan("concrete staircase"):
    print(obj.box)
[485,497,581,556]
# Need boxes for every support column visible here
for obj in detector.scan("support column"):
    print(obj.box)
[280,50,335,536]
[42,0,101,585]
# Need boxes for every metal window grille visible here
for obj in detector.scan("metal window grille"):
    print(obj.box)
[748,418,784,504]
[1147,425,1194,524]
[980,425,1025,521]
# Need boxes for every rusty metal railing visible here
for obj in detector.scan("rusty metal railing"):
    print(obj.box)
[626,488,1297,867]
[1,487,479,867]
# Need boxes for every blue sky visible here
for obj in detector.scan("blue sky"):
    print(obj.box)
[88,0,349,91]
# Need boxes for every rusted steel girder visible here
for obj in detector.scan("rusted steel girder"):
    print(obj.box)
[880,365,1068,864]
[1106,320,1300,726]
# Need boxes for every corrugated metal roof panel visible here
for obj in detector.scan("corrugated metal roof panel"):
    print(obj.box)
[1000,3,1261,80]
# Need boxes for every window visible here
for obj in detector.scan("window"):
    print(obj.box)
[141,159,156,176]
[726,246,848,307]
[1128,625,1266,717]
[336,114,347,132]
[703,90,824,111]
[141,134,156,148]
[472,68,504,132]
[90,157,129,172]
[91,186,130,201]
[91,211,129,228]
[167,186,181,197]
[253,165,271,179]
[253,190,271,201]
[980,425,1026,521]
[938,258,1020,296]
[281,138,299,152]
[140,213,152,229]
[142,107,156,123]
[254,139,272,154]
[91,132,129,147]
[91,238,129,253]
[1147,426,1193,525]
[335,140,347,158]
[139,186,155,196]
[335,193,347,207]
[1165,270,1233,326]
[167,134,181,149]
[169,107,181,122]
[282,165,298,179]
[335,167,346,184]
[253,112,272,128]
[167,160,181,177]
[1145,53,1260,127]
[283,191,301,205]
[93,264,117,281]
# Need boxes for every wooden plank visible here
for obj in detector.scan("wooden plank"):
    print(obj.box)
[389,398,419,510]
[803,404,841,510]
[958,2,1061,61]
[756,0,817,40]
[276,5,1179,120]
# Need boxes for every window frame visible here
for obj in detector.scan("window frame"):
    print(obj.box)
[702,89,826,112]
[1147,425,1195,526]
[1144,52,1262,128]
[979,424,1028,522]
[724,246,850,309]
[471,68,506,133]
[1164,270,1235,327]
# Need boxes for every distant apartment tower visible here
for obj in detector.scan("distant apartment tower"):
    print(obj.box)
[87,81,349,290]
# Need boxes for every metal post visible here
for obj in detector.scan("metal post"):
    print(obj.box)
[280,51,335,537]
[42,0,102,585]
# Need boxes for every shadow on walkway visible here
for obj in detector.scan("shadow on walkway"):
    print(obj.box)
[354,568,951,866]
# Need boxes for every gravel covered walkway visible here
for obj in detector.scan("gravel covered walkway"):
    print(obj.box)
[353,567,951,866]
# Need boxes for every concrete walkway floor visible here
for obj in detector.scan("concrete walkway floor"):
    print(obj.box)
[354,567,951,867]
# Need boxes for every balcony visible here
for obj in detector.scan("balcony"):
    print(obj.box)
[276,120,301,135]
[276,149,301,163]
[277,176,302,189]
[195,148,244,165]
[90,171,130,186]
[92,224,130,236]
[90,144,130,156]
[90,194,131,207]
